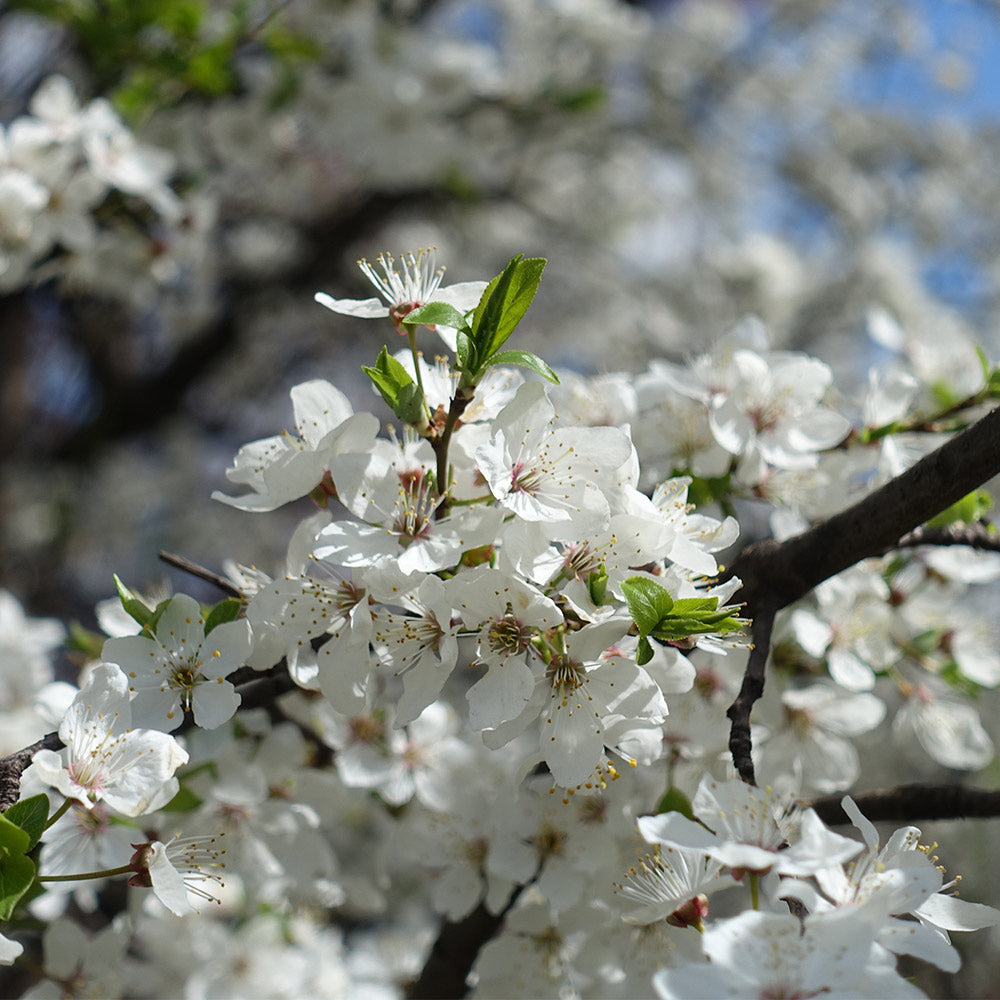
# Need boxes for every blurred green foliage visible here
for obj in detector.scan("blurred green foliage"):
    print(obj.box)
[10,0,321,120]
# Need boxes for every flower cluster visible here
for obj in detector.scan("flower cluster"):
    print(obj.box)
[2,248,999,999]
[0,75,187,294]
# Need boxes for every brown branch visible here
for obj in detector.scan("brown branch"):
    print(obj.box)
[727,405,1000,614]
[407,882,529,1000]
[722,405,1000,784]
[725,605,775,785]
[0,732,64,811]
[889,522,1000,555]
[809,784,1000,826]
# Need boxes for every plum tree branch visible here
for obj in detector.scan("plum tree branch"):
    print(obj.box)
[810,783,1000,825]
[723,404,1000,782]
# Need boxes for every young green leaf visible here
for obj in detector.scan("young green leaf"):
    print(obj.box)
[114,574,154,628]
[485,350,559,383]
[455,329,474,372]
[3,795,49,852]
[0,852,35,921]
[401,301,470,332]
[472,256,546,361]
[480,257,545,358]
[670,597,720,616]
[204,597,242,634]
[471,256,519,346]
[588,566,609,605]
[655,785,695,820]
[0,812,29,856]
[363,346,417,412]
[621,577,675,636]
[636,635,654,666]
[926,489,993,528]
[395,382,427,426]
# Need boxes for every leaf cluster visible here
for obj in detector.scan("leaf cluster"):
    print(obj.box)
[114,576,240,635]
[363,255,557,426]
[621,576,748,666]
[0,795,48,921]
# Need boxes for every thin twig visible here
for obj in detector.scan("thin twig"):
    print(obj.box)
[890,522,1000,555]
[159,551,242,598]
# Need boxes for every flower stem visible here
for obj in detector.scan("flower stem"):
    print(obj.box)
[432,389,472,506]
[749,872,760,910]
[38,864,133,883]
[43,799,72,830]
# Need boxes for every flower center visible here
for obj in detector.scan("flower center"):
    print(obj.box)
[546,655,585,696]
[487,614,533,656]
[169,661,205,709]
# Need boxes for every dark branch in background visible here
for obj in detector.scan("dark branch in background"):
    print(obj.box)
[44,188,450,462]
[722,405,1000,782]
[51,300,239,461]
[0,733,63,811]
[159,550,242,598]
[407,884,530,1000]
[810,784,1000,826]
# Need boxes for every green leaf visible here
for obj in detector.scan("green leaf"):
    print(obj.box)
[650,612,746,642]
[554,83,605,112]
[0,852,35,921]
[484,349,559,383]
[471,258,517,346]
[621,577,674,636]
[3,795,49,852]
[147,598,171,634]
[670,597,720,616]
[636,635,654,666]
[402,301,470,331]
[114,574,154,628]
[470,255,546,366]
[975,345,991,380]
[588,566,608,605]
[159,784,204,813]
[930,380,961,410]
[681,472,733,509]
[455,329,474,372]
[926,489,993,528]
[204,597,242,634]
[67,621,105,659]
[655,786,695,820]
[363,347,417,412]
[0,812,29,856]
[395,383,427,426]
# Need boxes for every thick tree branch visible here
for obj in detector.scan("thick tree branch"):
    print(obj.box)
[407,883,529,1000]
[810,783,1000,826]
[722,406,1000,782]
[727,405,1000,613]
